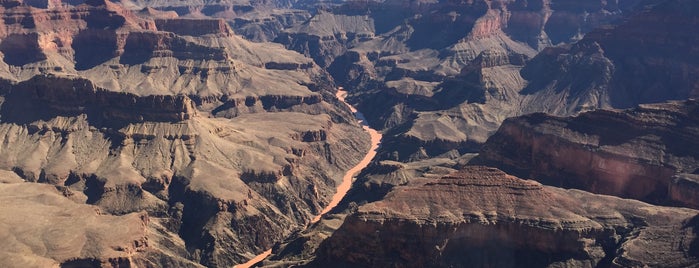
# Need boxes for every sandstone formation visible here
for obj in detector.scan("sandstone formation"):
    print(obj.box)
[475,99,699,206]
[269,167,699,267]
[2,0,699,267]
[0,0,371,266]
[670,174,699,209]
[290,0,670,162]
[519,0,699,114]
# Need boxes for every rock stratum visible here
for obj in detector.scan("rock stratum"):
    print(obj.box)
[267,167,699,267]
[476,100,699,207]
[1,0,699,267]
[264,0,698,164]
[0,0,371,266]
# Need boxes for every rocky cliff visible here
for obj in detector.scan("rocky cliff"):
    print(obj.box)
[0,0,371,267]
[2,75,197,126]
[519,0,699,114]
[475,99,699,206]
[269,166,699,267]
[301,0,668,163]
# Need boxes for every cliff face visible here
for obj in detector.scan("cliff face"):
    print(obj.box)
[274,10,377,68]
[519,0,699,114]
[475,100,699,206]
[0,0,371,267]
[304,167,699,267]
[2,75,197,125]
[0,0,321,101]
[293,0,665,163]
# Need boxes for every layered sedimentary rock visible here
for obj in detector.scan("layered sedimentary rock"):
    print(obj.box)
[270,167,699,267]
[670,174,699,209]
[0,0,370,266]
[116,0,312,42]
[519,0,699,114]
[475,100,699,206]
[296,0,668,162]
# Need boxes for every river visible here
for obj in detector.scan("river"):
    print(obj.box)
[235,88,382,268]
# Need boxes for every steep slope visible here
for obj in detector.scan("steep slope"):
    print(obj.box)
[299,0,668,162]
[519,0,699,115]
[475,99,699,206]
[0,0,370,266]
[267,167,699,267]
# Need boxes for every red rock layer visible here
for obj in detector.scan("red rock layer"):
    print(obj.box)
[311,166,699,267]
[476,99,699,205]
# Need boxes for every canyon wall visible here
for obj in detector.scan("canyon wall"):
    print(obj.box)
[296,0,673,163]
[0,0,371,266]
[475,100,699,205]
[271,167,699,267]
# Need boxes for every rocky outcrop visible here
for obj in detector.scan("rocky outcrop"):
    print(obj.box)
[520,0,699,113]
[274,11,376,68]
[210,94,323,117]
[669,173,699,209]
[475,99,699,205]
[305,167,699,267]
[0,0,325,100]
[232,9,311,42]
[2,75,196,125]
[154,18,232,36]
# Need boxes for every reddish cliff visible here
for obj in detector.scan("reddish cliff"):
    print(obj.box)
[669,173,699,209]
[475,99,699,205]
[308,167,699,267]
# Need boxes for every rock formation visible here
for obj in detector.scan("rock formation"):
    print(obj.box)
[297,0,671,162]
[268,167,699,267]
[2,0,699,267]
[519,0,699,115]
[0,0,371,266]
[475,99,699,206]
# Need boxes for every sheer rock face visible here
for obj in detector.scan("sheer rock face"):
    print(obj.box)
[2,75,197,125]
[519,0,699,115]
[294,0,666,162]
[0,0,370,266]
[670,174,699,209]
[475,100,699,206]
[308,167,699,268]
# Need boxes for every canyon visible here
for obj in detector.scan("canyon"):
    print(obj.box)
[0,0,372,266]
[0,0,698,267]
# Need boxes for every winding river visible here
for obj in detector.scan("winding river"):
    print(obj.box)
[235,88,382,268]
